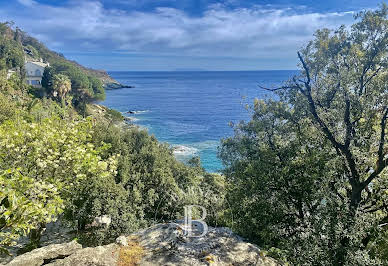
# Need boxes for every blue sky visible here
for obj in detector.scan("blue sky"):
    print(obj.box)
[0,0,383,70]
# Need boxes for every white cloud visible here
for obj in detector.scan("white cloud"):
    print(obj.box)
[17,0,37,7]
[1,1,355,60]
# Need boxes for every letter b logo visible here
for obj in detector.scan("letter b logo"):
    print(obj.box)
[183,205,208,237]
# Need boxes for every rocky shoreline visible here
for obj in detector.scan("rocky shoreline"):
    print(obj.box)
[86,68,134,90]
[104,82,135,90]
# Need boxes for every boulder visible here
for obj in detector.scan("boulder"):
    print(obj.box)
[132,224,279,266]
[5,241,81,266]
[92,215,111,228]
[116,236,128,246]
[5,224,279,266]
[45,244,119,266]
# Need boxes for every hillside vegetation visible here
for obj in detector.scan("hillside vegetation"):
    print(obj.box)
[0,22,226,258]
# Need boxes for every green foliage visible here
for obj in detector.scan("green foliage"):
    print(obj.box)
[50,61,105,104]
[187,156,202,168]
[91,124,190,236]
[0,92,20,123]
[18,29,65,63]
[41,66,53,94]
[104,108,124,122]
[220,5,388,265]
[0,117,117,198]
[0,69,30,106]
[68,123,227,244]
[0,22,11,36]
[0,169,63,254]
[51,61,89,90]
[0,117,119,251]
[25,97,78,123]
[24,45,39,60]
[0,36,24,71]
[88,76,105,101]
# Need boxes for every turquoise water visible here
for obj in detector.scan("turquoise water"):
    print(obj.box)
[101,71,297,172]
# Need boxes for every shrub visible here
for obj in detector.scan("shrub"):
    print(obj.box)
[105,108,124,122]
[0,117,119,250]
[0,169,63,254]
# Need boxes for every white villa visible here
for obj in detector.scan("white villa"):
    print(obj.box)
[25,60,49,88]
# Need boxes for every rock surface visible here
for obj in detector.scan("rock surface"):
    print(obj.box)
[4,241,81,266]
[116,236,128,246]
[46,244,119,266]
[4,224,279,266]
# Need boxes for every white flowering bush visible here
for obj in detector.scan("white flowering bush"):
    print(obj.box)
[0,169,63,254]
[0,116,119,251]
[0,116,118,193]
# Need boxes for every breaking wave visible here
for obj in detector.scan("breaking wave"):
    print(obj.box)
[172,145,199,156]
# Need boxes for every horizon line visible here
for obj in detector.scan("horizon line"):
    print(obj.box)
[107,69,299,72]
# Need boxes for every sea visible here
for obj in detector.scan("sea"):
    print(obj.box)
[101,70,297,172]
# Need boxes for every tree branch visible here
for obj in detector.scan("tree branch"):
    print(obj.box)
[344,94,352,149]
[298,52,311,85]
[377,106,388,164]
[362,106,388,188]
[258,85,298,92]
[363,65,383,89]
[297,52,361,187]
[296,53,343,154]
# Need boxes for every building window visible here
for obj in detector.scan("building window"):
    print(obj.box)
[31,80,40,85]
[35,69,41,76]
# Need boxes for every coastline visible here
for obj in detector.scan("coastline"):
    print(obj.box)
[98,104,207,168]
[99,70,280,173]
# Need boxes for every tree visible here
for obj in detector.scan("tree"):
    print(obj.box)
[51,74,71,102]
[88,76,105,101]
[41,66,53,94]
[50,61,105,105]
[0,37,24,71]
[220,5,388,265]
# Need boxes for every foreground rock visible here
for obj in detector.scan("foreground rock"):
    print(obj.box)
[5,224,279,266]
[5,241,81,266]
[131,224,278,266]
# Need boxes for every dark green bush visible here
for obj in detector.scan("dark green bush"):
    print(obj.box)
[64,123,228,245]
[105,108,123,122]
